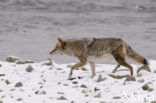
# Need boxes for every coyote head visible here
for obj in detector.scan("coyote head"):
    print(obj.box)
[50,38,66,55]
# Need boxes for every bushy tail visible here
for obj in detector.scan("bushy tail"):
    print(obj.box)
[124,44,149,65]
[123,42,151,74]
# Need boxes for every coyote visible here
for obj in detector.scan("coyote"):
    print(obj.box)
[50,37,150,79]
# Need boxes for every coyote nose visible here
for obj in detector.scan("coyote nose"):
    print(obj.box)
[50,48,56,55]
[50,50,55,55]
[50,51,53,55]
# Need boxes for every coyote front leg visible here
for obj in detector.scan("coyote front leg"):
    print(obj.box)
[68,61,87,79]
[89,61,95,78]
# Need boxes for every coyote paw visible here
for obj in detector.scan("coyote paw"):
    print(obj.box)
[68,77,76,80]
[112,70,117,73]
[68,75,72,80]
[123,76,136,85]
[68,75,76,80]
[91,74,95,78]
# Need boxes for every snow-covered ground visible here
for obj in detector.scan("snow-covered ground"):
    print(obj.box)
[0,56,156,103]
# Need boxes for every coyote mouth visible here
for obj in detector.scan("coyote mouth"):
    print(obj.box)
[50,48,56,54]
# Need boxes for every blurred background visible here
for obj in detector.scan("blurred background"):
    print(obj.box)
[0,0,156,63]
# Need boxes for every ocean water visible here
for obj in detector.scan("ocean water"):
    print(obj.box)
[0,0,156,63]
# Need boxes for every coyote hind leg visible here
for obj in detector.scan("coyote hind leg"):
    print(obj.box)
[113,54,133,76]
[112,64,120,73]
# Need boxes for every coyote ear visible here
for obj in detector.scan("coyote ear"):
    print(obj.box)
[57,37,65,49]
[57,37,63,43]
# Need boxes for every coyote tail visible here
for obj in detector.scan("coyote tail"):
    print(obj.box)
[124,43,149,65]
[124,43,151,73]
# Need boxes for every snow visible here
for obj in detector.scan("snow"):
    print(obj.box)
[0,58,156,103]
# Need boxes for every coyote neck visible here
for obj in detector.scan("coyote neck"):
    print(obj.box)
[64,41,86,57]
